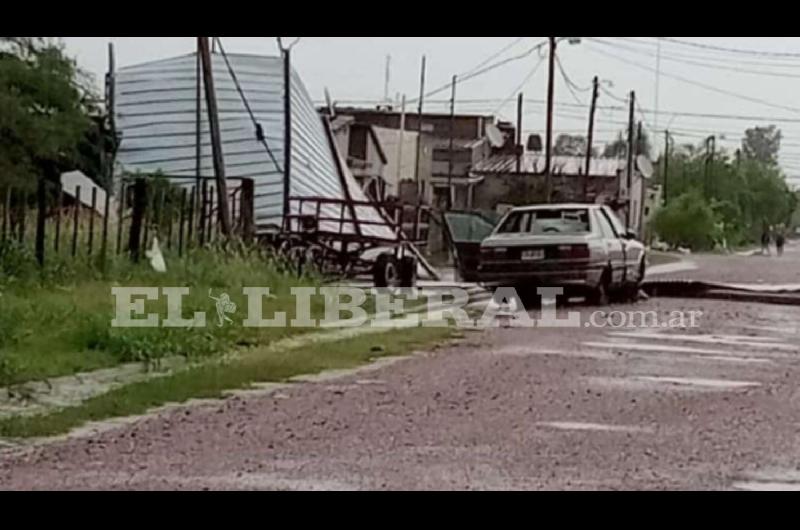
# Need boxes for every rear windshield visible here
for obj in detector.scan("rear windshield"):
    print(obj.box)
[497,208,591,235]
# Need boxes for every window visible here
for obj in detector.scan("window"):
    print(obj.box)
[529,209,591,235]
[497,209,590,235]
[497,211,532,234]
[600,206,626,238]
[594,209,617,239]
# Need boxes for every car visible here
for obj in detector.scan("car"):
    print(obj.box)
[475,203,647,304]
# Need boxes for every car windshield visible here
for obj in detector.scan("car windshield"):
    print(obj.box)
[497,208,591,235]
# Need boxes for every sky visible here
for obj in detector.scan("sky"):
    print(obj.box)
[61,37,800,186]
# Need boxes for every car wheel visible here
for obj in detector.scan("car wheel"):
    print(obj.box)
[399,256,417,288]
[373,254,400,288]
[587,269,611,306]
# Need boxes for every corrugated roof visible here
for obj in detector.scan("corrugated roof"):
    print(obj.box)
[471,153,628,177]
[114,52,394,240]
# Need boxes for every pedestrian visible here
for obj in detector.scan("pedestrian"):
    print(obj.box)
[776,227,785,257]
[761,226,771,256]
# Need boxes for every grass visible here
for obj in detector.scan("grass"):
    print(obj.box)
[0,240,330,386]
[0,325,456,438]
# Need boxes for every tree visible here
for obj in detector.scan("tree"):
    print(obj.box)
[651,190,720,250]
[0,37,95,191]
[602,128,652,159]
[741,125,781,166]
[553,134,590,157]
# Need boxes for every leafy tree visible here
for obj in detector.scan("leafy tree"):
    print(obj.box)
[651,190,719,250]
[602,128,652,159]
[0,37,95,191]
[742,125,781,166]
[553,134,590,157]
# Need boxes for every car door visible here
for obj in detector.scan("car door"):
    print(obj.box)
[593,208,626,286]
[599,206,642,284]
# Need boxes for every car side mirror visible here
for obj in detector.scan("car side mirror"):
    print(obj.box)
[623,229,637,240]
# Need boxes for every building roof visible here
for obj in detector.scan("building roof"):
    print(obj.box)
[431,137,488,150]
[471,153,629,177]
[61,170,114,217]
[332,106,495,122]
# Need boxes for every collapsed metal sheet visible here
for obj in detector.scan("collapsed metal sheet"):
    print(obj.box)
[113,51,396,240]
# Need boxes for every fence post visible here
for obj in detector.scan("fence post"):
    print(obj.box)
[100,187,111,268]
[88,187,97,256]
[128,178,146,262]
[35,177,47,267]
[240,178,255,244]
[54,186,63,252]
[71,186,81,257]
[1,186,10,244]
[186,185,195,249]
[116,182,125,255]
[198,179,207,247]
[18,190,26,244]
[178,187,187,258]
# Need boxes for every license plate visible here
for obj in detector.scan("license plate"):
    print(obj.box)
[521,249,545,261]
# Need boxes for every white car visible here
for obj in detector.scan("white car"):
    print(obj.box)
[477,204,647,304]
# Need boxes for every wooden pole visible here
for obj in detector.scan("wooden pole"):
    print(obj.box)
[584,76,599,201]
[282,47,293,225]
[35,176,46,266]
[414,55,426,194]
[54,186,63,252]
[71,186,80,257]
[625,91,635,228]
[544,37,557,203]
[447,74,456,211]
[516,93,523,174]
[198,36,232,236]
[88,187,97,256]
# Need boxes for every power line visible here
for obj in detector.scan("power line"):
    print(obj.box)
[585,43,800,115]
[492,54,546,114]
[657,37,800,59]
[589,37,800,80]
[465,37,529,76]
[554,53,587,106]
[408,38,549,104]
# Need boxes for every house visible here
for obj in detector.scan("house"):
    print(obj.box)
[330,117,389,202]
[469,153,652,236]
[328,106,500,206]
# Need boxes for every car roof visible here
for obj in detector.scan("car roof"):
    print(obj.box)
[506,203,603,213]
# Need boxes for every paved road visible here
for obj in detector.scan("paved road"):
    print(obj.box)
[2,243,800,490]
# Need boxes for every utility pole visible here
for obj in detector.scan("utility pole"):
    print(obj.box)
[282,46,293,224]
[544,36,557,203]
[396,94,406,185]
[584,76,599,201]
[198,37,232,236]
[516,93,523,174]
[447,75,456,211]
[414,55,426,197]
[384,55,391,104]
[704,135,716,199]
[625,90,635,228]
[663,130,670,206]
[636,121,646,239]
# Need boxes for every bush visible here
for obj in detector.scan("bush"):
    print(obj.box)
[652,191,720,251]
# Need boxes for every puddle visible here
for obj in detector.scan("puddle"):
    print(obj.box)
[586,375,760,393]
[606,332,794,351]
[537,421,653,434]
[632,376,760,389]
[732,481,800,491]
[583,341,727,356]
[489,346,616,361]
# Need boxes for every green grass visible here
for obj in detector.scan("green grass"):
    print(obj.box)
[0,241,328,386]
[0,325,456,438]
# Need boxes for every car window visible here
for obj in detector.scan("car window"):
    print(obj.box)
[529,208,591,235]
[601,206,626,237]
[594,209,617,239]
[496,211,532,234]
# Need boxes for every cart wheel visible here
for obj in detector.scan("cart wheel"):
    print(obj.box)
[373,254,400,288]
[399,256,417,288]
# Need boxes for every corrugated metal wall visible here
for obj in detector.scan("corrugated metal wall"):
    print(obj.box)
[114,51,394,240]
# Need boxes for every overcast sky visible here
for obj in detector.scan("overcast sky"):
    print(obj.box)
[62,37,800,185]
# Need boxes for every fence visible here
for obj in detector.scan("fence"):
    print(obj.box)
[0,176,255,268]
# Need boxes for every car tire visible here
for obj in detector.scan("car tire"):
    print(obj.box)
[587,268,611,306]
[373,254,400,288]
[399,256,417,288]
